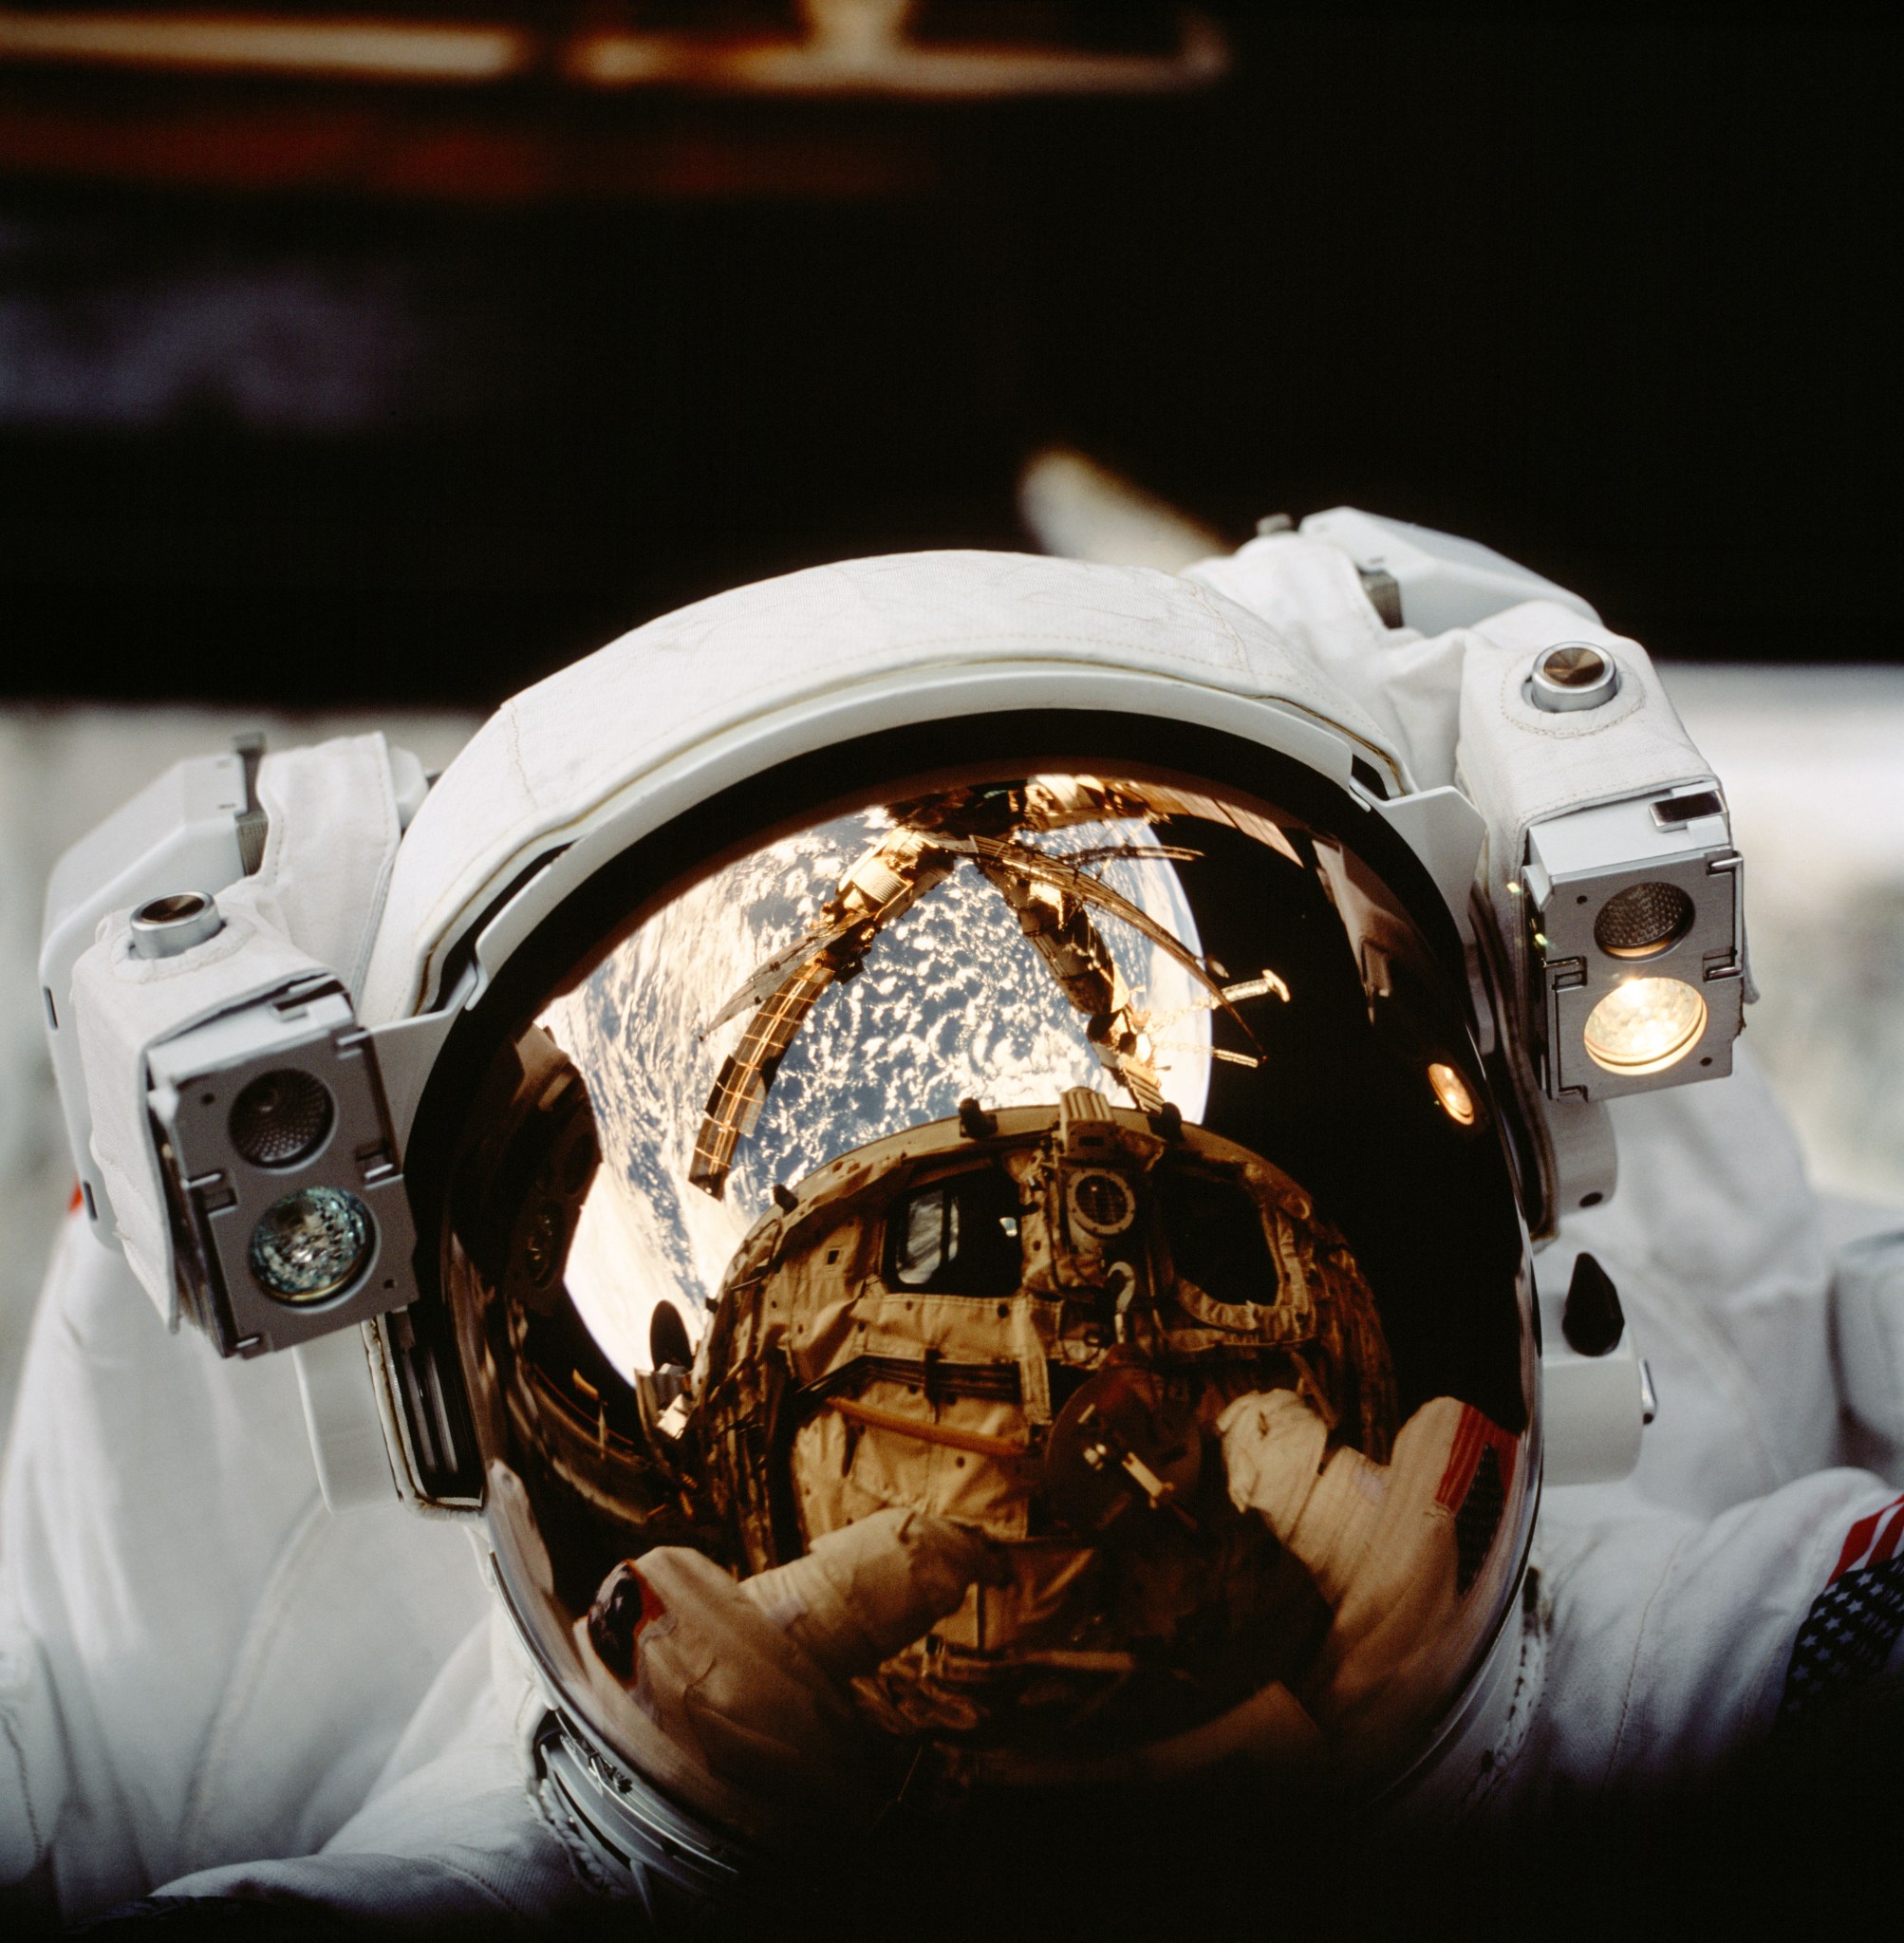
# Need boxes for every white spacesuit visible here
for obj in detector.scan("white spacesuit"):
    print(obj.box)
[5,526,1903,1932]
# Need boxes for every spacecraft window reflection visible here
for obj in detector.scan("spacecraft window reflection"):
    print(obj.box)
[887,1168,1023,1297]
[1159,1169,1278,1311]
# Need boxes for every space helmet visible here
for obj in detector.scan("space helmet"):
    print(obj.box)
[52,519,1740,1891]
[387,542,1556,1856]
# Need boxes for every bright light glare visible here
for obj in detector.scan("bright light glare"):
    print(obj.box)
[1583,977,1707,1075]
[1427,1061,1477,1126]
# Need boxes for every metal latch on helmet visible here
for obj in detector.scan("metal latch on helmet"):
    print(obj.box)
[1536,1249,1652,1485]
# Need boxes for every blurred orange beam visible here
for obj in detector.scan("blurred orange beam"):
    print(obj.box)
[568,13,1230,98]
[0,10,533,83]
[0,7,1229,97]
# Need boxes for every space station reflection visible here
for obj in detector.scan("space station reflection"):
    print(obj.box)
[455,766,1532,1796]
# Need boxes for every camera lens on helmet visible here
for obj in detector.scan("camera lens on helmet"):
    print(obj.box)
[229,1069,334,1168]
[1594,881,1694,961]
[250,1186,373,1303]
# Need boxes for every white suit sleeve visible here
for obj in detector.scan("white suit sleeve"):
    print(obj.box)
[1525,1468,1904,1794]
[140,1614,596,1933]
[1832,1224,1904,1466]
[1517,1045,1904,1793]
[1543,1049,1852,1520]
[0,1211,488,1921]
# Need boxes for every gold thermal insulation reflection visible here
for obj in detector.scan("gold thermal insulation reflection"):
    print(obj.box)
[1583,977,1708,1074]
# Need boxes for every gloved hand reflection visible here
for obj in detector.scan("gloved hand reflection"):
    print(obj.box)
[584,1509,1002,1815]
[1219,1389,1517,1748]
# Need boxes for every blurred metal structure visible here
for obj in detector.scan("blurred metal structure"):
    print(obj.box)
[0,10,531,81]
[0,5,1225,94]
[568,2,1229,97]
[0,3,1228,196]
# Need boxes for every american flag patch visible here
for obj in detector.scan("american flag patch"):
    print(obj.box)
[1779,1491,1904,1724]
[586,1560,670,1680]
[1436,1404,1520,1512]
[1436,1406,1520,1597]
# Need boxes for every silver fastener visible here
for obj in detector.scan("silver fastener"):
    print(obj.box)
[1530,643,1620,713]
[130,891,224,959]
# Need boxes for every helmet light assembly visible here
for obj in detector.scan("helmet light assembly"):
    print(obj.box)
[1518,785,1744,1101]
[143,974,419,1355]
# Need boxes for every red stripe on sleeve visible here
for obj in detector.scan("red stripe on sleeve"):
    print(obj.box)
[1828,1492,1904,1586]
[1436,1406,1519,1511]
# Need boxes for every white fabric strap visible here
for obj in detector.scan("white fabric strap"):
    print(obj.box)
[0,1580,66,1890]
[1185,532,1469,789]
[248,735,404,1004]
[360,551,1409,1026]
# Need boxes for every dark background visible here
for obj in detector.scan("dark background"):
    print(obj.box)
[1,14,1899,1933]
[0,9,1896,707]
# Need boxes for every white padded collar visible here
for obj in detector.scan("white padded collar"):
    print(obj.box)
[361,551,1409,1025]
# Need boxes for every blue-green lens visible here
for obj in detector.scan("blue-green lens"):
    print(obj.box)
[250,1186,372,1302]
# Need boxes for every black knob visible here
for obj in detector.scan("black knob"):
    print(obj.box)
[1562,1251,1625,1357]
